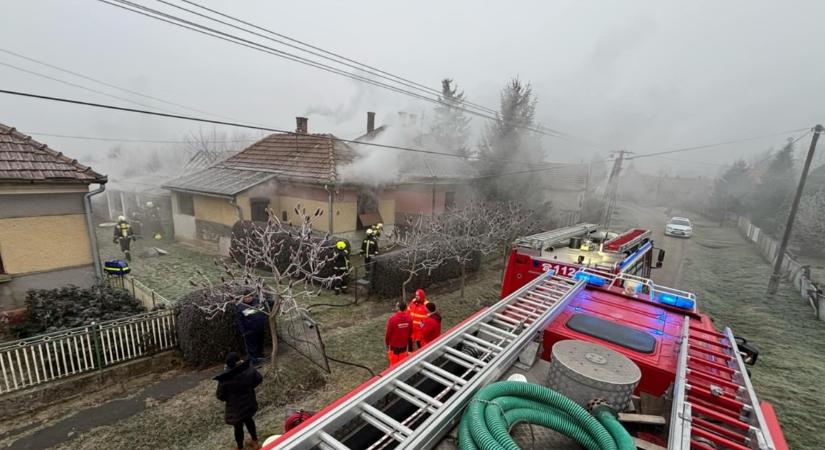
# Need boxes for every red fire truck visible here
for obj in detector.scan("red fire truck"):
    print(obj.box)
[502,223,664,295]
[265,225,787,450]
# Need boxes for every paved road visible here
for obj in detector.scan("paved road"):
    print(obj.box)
[611,202,695,289]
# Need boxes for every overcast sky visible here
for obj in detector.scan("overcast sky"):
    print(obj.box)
[1,0,823,178]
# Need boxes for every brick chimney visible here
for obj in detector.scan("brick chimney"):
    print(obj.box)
[367,111,375,133]
[296,116,308,134]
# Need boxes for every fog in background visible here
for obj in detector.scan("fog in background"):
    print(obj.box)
[1,0,824,179]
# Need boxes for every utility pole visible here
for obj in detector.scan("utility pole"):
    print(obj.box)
[767,125,823,294]
[601,150,629,228]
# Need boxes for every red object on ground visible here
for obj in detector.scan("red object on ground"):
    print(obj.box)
[284,410,314,432]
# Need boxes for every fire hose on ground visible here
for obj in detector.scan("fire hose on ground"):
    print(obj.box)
[458,381,635,450]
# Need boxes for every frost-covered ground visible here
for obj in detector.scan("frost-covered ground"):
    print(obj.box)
[680,221,825,449]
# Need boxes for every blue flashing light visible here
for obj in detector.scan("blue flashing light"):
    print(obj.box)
[658,293,695,310]
[652,329,664,335]
[619,241,653,270]
[574,271,607,287]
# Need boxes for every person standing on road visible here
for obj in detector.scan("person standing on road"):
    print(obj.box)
[235,291,267,365]
[385,301,413,367]
[409,289,430,350]
[420,302,442,347]
[215,352,263,450]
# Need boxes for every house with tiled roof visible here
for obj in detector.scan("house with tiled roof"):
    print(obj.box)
[0,123,107,311]
[163,117,396,251]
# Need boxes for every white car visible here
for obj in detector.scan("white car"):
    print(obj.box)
[665,217,693,238]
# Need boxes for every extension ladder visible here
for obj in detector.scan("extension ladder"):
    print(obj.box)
[669,317,776,450]
[514,223,598,251]
[271,271,585,450]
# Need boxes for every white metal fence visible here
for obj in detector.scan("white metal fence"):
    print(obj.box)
[0,310,177,395]
[737,216,825,320]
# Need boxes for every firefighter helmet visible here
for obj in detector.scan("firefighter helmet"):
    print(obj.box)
[336,240,346,250]
[117,215,126,222]
[376,223,383,229]
[146,201,154,207]
[366,228,374,236]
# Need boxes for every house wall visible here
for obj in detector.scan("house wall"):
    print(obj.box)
[0,186,97,310]
[393,183,467,217]
[193,195,238,226]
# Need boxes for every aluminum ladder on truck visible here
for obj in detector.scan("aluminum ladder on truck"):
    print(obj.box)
[273,271,585,450]
[514,223,598,254]
[669,316,777,450]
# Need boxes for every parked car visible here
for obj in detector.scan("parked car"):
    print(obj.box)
[665,217,693,238]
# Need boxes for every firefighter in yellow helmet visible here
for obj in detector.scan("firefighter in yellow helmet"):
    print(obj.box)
[333,240,350,295]
[370,222,384,238]
[113,215,136,261]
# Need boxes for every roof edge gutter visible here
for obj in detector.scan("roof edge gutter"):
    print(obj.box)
[84,183,106,281]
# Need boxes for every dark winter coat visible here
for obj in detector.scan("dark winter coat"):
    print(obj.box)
[215,360,263,425]
[235,297,267,336]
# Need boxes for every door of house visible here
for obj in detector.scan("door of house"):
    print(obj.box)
[250,198,270,222]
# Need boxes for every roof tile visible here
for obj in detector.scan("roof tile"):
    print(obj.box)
[0,123,106,184]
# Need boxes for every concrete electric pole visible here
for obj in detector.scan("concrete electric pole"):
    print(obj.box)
[767,124,823,294]
[601,150,629,228]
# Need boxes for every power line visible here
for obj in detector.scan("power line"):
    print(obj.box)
[0,88,583,167]
[99,0,604,150]
[628,127,812,160]
[21,131,257,144]
[0,47,256,124]
[162,0,498,117]
[0,61,180,114]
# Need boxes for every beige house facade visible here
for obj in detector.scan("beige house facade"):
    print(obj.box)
[0,124,107,311]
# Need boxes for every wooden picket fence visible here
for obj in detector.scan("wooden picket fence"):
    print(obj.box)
[737,216,825,320]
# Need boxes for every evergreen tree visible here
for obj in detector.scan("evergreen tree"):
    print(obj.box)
[709,159,753,218]
[748,139,796,233]
[478,77,544,205]
[430,79,471,157]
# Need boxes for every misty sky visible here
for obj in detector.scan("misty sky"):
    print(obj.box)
[1,1,824,178]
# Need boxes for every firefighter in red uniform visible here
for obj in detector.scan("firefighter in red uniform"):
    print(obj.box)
[385,301,413,367]
[420,302,442,347]
[408,289,429,349]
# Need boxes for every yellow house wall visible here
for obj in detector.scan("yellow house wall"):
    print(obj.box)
[0,214,91,274]
[378,198,396,226]
[193,195,238,226]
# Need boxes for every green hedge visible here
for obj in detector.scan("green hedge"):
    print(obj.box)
[370,249,482,299]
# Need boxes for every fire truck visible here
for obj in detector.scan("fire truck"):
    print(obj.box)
[265,225,788,450]
[501,223,664,296]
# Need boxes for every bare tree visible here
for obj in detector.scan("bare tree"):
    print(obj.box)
[193,204,337,371]
[389,202,535,300]
[389,214,451,301]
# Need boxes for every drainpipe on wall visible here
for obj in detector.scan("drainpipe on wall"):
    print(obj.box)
[325,184,334,234]
[84,184,106,281]
[431,177,437,216]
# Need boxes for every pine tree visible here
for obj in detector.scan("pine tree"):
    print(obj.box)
[430,79,471,157]
[709,160,753,218]
[478,78,544,206]
[748,139,796,233]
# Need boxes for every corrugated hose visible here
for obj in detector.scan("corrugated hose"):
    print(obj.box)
[458,381,635,450]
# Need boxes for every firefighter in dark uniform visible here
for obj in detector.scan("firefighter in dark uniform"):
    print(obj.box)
[144,201,163,240]
[362,228,379,279]
[113,215,136,261]
[333,240,350,295]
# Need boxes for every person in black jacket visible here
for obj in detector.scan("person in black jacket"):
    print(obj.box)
[216,352,263,450]
[235,292,267,365]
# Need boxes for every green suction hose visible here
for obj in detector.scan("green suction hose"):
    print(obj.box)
[458,381,635,450]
